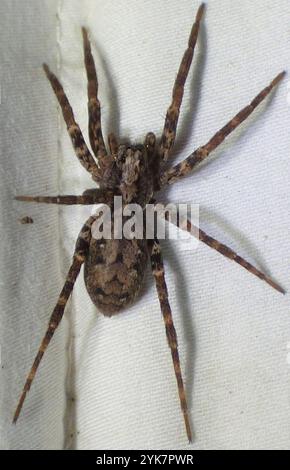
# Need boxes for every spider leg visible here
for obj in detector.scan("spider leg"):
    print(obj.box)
[158,3,205,163]
[43,64,102,182]
[161,71,285,186]
[82,28,107,161]
[15,189,113,205]
[15,195,96,205]
[163,211,284,294]
[147,238,192,442]
[108,132,119,156]
[13,215,96,423]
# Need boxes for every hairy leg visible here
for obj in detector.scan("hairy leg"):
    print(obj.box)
[162,211,284,294]
[82,28,107,161]
[15,189,114,206]
[43,64,102,182]
[147,238,192,442]
[13,215,96,423]
[161,72,285,186]
[108,132,119,156]
[158,3,205,162]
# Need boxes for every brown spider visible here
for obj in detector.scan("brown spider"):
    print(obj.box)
[14,3,285,442]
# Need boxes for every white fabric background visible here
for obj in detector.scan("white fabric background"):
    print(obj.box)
[1,0,290,450]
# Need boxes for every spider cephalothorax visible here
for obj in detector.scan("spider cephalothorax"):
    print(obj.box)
[115,144,154,205]
[14,4,285,442]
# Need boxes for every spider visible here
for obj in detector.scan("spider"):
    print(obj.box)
[14,3,285,442]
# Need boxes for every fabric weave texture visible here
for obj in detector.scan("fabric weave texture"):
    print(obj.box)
[1,0,290,450]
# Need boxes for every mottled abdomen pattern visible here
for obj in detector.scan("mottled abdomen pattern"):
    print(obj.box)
[84,238,148,316]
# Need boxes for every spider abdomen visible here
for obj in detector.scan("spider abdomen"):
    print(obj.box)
[84,238,148,316]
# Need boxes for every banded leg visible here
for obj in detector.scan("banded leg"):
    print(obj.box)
[161,71,285,186]
[82,28,107,160]
[15,189,114,206]
[163,211,284,294]
[108,132,119,156]
[158,3,205,162]
[147,238,192,442]
[13,215,96,423]
[43,64,101,182]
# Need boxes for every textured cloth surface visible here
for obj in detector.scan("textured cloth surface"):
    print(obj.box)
[1,0,290,450]
[0,0,65,450]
